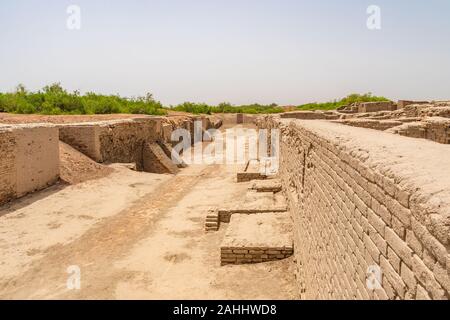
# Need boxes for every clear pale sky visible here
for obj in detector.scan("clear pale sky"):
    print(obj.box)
[1,0,449,105]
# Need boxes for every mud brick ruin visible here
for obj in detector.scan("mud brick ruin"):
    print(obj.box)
[255,100,450,300]
[0,124,59,203]
[0,115,222,205]
[0,100,449,300]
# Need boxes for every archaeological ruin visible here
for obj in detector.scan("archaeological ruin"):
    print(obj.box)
[0,100,449,300]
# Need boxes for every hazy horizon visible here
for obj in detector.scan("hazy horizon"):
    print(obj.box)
[1,0,449,105]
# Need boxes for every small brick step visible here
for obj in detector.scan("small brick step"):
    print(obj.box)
[204,208,220,232]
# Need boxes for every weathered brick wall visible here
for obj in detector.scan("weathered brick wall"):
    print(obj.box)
[0,125,59,205]
[258,116,449,300]
[221,247,293,265]
[59,118,162,165]
[0,130,17,204]
[98,118,161,168]
[358,102,396,113]
[59,124,102,161]
[59,116,221,169]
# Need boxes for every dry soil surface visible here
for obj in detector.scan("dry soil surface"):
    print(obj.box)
[0,144,298,299]
[59,141,114,185]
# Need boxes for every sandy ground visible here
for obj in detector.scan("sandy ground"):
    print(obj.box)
[59,141,114,185]
[0,139,298,299]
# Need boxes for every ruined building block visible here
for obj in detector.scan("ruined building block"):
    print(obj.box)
[0,124,60,205]
[256,116,449,300]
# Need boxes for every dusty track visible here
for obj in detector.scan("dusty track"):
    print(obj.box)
[0,152,297,299]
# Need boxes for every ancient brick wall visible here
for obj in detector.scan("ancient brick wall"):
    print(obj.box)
[59,118,162,165]
[0,125,59,205]
[0,130,17,204]
[98,118,161,169]
[220,246,293,265]
[358,102,396,113]
[59,116,220,170]
[59,124,102,161]
[258,116,449,300]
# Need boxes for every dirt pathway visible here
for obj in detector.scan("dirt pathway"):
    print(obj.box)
[0,144,298,300]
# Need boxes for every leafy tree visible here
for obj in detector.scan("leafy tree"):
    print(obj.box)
[297,93,390,111]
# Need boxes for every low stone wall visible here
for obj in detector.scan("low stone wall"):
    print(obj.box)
[0,125,59,205]
[258,117,449,300]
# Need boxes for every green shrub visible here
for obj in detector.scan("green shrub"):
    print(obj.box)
[172,102,284,114]
[297,93,390,111]
[0,84,167,116]
[0,85,390,116]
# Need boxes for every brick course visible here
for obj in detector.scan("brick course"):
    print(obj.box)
[256,116,449,300]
